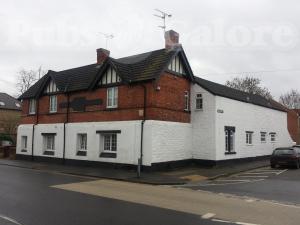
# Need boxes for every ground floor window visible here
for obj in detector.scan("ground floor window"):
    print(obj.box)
[103,133,117,152]
[261,132,267,143]
[225,126,235,154]
[246,131,254,145]
[96,131,120,158]
[42,134,56,156]
[21,136,27,152]
[76,133,87,156]
[270,132,276,142]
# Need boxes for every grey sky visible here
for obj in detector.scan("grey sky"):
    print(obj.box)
[0,0,299,98]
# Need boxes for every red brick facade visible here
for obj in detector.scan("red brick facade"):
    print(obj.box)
[20,72,191,124]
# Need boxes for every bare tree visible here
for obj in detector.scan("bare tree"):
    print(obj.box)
[16,67,46,97]
[279,89,300,109]
[225,76,273,99]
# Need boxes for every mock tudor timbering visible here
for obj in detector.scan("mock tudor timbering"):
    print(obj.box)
[16,30,294,168]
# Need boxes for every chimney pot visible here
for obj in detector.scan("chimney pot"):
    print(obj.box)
[165,30,180,50]
[96,48,110,64]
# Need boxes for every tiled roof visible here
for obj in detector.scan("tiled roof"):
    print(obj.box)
[194,76,286,112]
[19,47,193,99]
[0,93,21,111]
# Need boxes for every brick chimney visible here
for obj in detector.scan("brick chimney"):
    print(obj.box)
[96,48,110,64]
[165,30,181,50]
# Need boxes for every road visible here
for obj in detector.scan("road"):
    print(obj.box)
[185,166,300,206]
[1,164,300,225]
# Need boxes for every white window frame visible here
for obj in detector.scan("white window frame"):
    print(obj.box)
[270,133,276,142]
[43,135,55,152]
[225,129,235,153]
[77,133,87,152]
[184,91,189,111]
[106,87,118,108]
[246,132,253,145]
[102,133,117,153]
[29,99,36,115]
[195,93,203,110]
[260,132,267,143]
[49,95,57,113]
[21,136,28,150]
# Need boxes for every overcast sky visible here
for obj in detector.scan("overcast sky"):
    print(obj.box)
[0,0,299,99]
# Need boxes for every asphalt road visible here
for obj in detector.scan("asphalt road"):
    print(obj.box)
[0,164,232,225]
[188,166,300,206]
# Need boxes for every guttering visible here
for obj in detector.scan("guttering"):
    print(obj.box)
[138,84,147,178]
[31,98,39,161]
[62,92,70,165]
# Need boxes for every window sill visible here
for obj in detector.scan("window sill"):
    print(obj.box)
[100,152,117,158]
[28,113,36,116]
[21,149,27,153]
[43,151,55,156]
[76,151,87,156]
[49,111,57,114]
[246,144,254,146]
[195,109,203,111]
[225,152,237,155]
[105,107,118,111]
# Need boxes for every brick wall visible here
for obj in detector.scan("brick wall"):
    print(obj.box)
[287,109,300,144]
[20,72,191,124]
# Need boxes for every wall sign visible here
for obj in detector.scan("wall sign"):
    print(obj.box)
[60,97,103,112]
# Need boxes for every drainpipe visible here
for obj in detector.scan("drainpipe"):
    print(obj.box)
[62,93,70,165]
[138,84,147,178]
[31,98,39,161]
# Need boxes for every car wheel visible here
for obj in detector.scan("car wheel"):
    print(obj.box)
[271,164,276,168]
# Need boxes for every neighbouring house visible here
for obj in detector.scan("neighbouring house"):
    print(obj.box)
[288,109,300,144]
[16,30,293,169]
[0,93,21,145]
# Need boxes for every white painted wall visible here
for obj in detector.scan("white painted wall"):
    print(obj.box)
[191,84,217,160]
[215,96,293,160]
[16,124,33,155]
[147,120,192,163]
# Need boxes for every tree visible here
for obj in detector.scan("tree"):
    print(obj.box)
[279,89,300,109]
[16,66,46,97]
[225,76,273,99]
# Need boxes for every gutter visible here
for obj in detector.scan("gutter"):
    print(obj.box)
[31,98,39,161]
[62,92,70,165]
[138,84,147,178]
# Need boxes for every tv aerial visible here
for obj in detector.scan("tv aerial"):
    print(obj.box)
[99,32,114,48]
[154,9,172,32]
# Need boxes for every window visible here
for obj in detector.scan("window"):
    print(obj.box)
[77,134,87,156]
[195,93,203,110]
[99,67,121,85]
[167,55,186,75]
[246,131,253,145]
[107,87,118,108]
[21,136,27,152]
[225,126,235,153]
[43,134,55,155]
[103,133,117,152]
[270,133,276,142]
[261,132,267,143]
[49,95,57,113]
[184,91,189,111]
[29,99,36,114]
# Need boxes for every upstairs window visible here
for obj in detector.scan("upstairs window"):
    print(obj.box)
[168,55,186,75]
[195,93,203,110]
[99,67,121,86]
[29,99,36,115]
[246,131,254,145]
[49,95,57,113]
[184,91,189,111]
[107,87,118,108]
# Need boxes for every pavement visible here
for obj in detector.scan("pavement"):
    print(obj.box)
[0,158,269,185]
[0,159,269,185]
